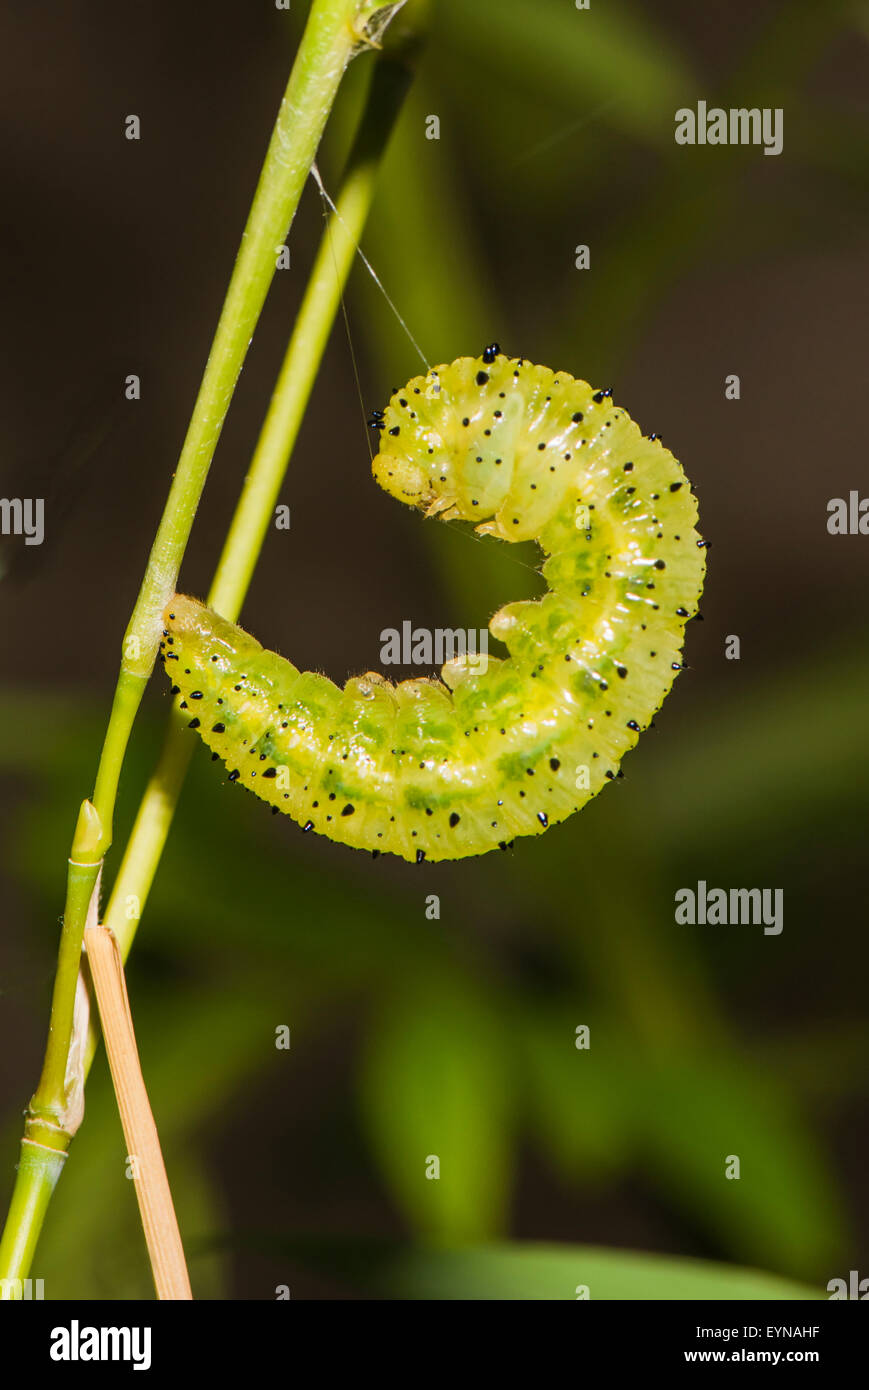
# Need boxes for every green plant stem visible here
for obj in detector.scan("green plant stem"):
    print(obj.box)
[102,43,417,976]
[210,55,417,618]
[32,0,360,1114]
[0,14,417,1293]
[0,1144,67,1289]
[28,803,102,1138]
[0,0,394,1294]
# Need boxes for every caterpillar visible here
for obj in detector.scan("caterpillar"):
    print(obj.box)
[160,349,705,863]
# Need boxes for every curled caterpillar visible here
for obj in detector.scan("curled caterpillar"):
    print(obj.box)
[161,350,705,862]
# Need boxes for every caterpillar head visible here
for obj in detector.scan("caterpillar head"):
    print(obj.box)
[371,352,526,523]
[371,447,435,511]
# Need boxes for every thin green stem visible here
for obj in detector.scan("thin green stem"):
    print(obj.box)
[0,1143,67,1287]
[0,0,396,1294]
[96,55,417,976]
[211,54,417,617]
[94,0,366,857]
[103,44,417,972]
[29,803,102,1126]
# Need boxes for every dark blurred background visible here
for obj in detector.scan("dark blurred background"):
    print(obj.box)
[0,0,867,1298]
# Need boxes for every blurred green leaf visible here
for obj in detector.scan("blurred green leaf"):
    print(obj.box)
[515,996,844,1278]
[645,640,869,852]
[520,1009,631,1181]
[264,1236,821,1300]
[634,1055,846,1278]
[436,0,695,145]
[552,0,866,374]
[361,83,492,372]
[359,972,514,1242]
[378,1241,823,1300]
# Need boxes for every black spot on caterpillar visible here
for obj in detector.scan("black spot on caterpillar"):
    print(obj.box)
[162,352,705,862]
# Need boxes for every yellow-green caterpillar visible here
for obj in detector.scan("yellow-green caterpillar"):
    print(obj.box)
[161,350,706,862]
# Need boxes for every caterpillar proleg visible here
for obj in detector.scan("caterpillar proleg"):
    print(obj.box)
[161,351,705,862]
